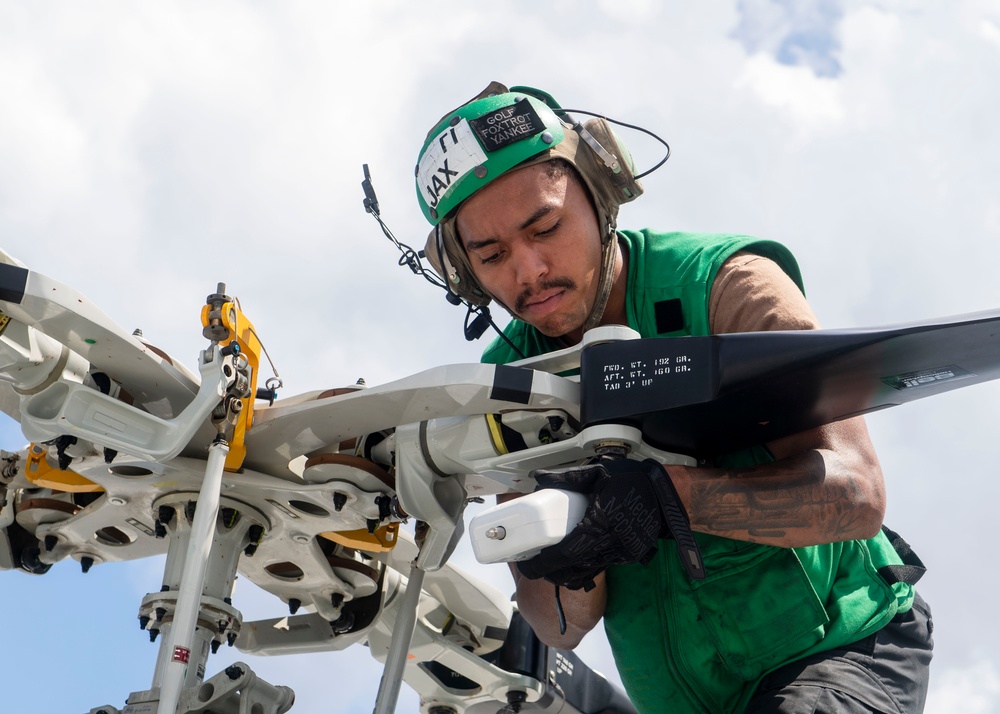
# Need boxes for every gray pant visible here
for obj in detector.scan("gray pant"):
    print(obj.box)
[745,593,933,713]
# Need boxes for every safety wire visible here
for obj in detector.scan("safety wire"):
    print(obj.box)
[232,296,284,393]
[361,165,525,358]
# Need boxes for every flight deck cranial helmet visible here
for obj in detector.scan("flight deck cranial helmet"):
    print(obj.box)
[417,81,644,333]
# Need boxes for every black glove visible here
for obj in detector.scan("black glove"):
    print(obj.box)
[517,458,704,591]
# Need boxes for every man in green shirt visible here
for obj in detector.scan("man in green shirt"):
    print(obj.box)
[414,82,932,714]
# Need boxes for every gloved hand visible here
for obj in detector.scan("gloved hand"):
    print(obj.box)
[516,458,704,590]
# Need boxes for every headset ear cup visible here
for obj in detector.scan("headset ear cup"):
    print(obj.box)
[582,117,644,203]
[423,225,492,306]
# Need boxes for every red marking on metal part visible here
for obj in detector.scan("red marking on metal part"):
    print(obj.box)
[172,646,190,664]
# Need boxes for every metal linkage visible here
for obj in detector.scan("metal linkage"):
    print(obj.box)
[373,563,427,714]
[151,438,231,714]
[176,663,295,713]
[90,662,294,714]
[17,344,235,464]
[201,283,280,472]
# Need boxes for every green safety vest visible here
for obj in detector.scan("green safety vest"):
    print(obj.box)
[482,230,915,714]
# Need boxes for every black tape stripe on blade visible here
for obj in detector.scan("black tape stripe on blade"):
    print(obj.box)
[0,264,28,304]
[490,365,533,405]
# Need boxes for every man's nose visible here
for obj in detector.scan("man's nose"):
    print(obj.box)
[513,245,548,285]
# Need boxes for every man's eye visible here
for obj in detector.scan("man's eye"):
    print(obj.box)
[480,252,501,265]
[536,221,560,237]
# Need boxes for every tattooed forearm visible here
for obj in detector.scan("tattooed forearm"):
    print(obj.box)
[678,450,881,547]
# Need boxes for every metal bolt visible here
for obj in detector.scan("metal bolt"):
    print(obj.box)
[486,526,506,541]
[330,610,355,635]
[225,665,244,680]
[594,441,629,458]
[503,690,526,714]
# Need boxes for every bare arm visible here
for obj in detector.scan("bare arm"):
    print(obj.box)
[496,492,606,648]
[669,252,886,547]
[668,418,885,548]
[509,564,607,649]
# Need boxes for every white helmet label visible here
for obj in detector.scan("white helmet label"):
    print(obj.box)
[418,118,487,211]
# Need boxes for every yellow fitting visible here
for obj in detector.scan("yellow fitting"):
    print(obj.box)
[24,444,104,493]
[201,299,265,471]
[485,414,509,455]
[320,523,400,553]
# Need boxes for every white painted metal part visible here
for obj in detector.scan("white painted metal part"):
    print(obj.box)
[469,488,591,563]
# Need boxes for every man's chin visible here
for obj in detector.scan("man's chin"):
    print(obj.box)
[521,314,584,341]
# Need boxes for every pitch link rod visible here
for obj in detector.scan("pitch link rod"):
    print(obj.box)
[156,436,231,714]
[372,563,426,714]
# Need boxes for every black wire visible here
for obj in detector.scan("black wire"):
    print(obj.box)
[368,209,449,292]
[553,107,671,180]
[473,305,526,359]
[554,585,568,636]
[363,176,526,357]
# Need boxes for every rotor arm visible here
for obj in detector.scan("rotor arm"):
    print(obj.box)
[16,345,235,463]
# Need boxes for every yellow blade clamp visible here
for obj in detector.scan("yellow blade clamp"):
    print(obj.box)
[201,296,265,472]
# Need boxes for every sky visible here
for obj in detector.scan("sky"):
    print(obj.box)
[1,0,999,712]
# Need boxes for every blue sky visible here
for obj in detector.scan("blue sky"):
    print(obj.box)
[733,0,845,77]
[2,2,1000,712]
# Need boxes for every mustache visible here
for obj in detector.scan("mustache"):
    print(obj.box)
[514,277,577,313]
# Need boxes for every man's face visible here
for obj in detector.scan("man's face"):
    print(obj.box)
[455,162,602,340]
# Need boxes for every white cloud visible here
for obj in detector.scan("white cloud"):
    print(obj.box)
[735,53,845,135]
[981,17,1000,48]
[927,659,1000,714]
[597,0,662,24]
